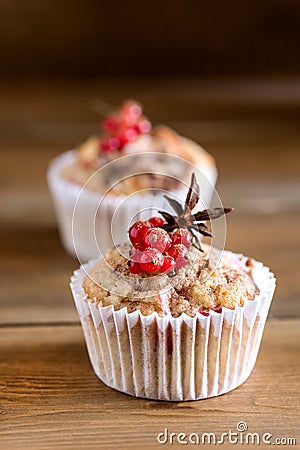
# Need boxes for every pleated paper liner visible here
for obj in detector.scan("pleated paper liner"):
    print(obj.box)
[47,150,217,262]
[70,251,276,401]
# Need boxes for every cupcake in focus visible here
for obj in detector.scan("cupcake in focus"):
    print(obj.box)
[48,101,217,261]
[70,174,276,401]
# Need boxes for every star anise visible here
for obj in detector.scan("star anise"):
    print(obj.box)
[158,173,233,251]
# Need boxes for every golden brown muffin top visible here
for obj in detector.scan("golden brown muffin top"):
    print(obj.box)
[61,126,216,195]
[83,243,259,317]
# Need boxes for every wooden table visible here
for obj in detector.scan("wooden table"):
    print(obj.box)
[0,78,299,449]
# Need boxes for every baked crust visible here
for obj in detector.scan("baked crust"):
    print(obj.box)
[61,126,216,194]
[83,243,258,317]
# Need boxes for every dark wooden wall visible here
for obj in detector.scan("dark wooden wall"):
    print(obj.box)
[1,0,300,77]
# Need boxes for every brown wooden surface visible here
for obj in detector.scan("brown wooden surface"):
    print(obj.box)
[0,78,299,449]
[0,321,299,449]
[1,1,300,77]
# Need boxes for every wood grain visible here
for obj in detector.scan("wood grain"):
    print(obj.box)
[0,1,300,77]
[0,320,299,449]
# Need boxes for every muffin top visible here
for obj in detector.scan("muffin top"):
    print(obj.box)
[83,243,259,317]
[60,101,215,194]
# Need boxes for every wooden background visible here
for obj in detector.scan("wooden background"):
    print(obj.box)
[1,0,300,77]
[0,77,299,449]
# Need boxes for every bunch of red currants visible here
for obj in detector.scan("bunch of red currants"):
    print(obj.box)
[100,101,151,152]
[128,217,193,274]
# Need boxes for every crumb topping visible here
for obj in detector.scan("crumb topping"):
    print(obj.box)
[83,244,259,317]
[61,126,215,195]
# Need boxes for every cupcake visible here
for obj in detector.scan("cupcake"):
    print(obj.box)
[70,174,276,400]
[48,101,217,261]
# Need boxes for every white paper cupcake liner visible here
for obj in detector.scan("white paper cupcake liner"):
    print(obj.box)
[47,150,218,262]
[70,251,276,401]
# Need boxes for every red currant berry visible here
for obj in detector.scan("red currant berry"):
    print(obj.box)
[160,255,176,273]
[136,119,152,134]
[168,244,189,269]
[124,114,138,128]
[117,127,139,147]
[172,228,192,248]
[199,309,210,317]
[102,116,118,131]
[214,306,222,314]
[125,128,138,142]
[100,140,111,152]
[117,132,129,147]
[129,221,153,250]
[139,248,164,273]
[143,228,171,253]
[148,216,166,227]
[168,244,188,260]
[121,102,142,127]
[123,101,142,119]
[128,260,143,274]
[101,137,121,152]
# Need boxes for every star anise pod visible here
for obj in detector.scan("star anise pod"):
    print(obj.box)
[158,173,233,251]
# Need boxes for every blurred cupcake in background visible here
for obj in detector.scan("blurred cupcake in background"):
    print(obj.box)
[47,101,217,261]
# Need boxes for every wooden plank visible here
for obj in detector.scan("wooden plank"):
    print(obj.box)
[1,3,300,78]
[0,79,300,122]
[0,224,78,324]
[0,320,299,449]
